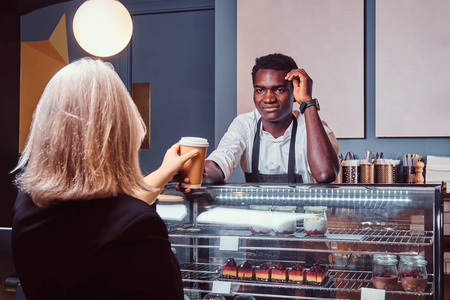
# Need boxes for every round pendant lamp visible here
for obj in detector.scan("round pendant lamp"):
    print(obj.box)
[73,0,133,57]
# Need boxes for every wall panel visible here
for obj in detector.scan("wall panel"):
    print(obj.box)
[237,0,364,138]
[376,0,450,137]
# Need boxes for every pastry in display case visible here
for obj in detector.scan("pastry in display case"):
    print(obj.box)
[303,206,328,236]
[162,183,444,299]
[222,258,238,279]
[287,263,303,283]
[271,263,288,283]
[237,261,255,280]
[254,262,271,281]
[372,255,399,290]
[305,261,329,285]
[400,257,428,292]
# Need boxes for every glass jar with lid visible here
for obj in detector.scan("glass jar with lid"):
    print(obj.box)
[398,254,423,273]
[372,255,398,290]
[373,254,397,261]
[400,257,428,292]
[303,206,328,236]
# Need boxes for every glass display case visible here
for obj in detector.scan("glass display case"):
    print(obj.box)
[159,183,444,300]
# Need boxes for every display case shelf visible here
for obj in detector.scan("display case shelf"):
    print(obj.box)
[171,225,433,247]
[180,261,434,298]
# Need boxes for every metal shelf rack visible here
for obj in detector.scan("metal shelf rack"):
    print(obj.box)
[180,261,434,299]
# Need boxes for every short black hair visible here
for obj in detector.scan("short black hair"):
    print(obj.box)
[251,53,298,85]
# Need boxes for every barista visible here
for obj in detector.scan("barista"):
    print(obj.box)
[204,53,339,184]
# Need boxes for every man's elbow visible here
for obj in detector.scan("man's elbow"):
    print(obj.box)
[314,169,338,183]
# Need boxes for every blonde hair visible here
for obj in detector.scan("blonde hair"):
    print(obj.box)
[14,58,154,207]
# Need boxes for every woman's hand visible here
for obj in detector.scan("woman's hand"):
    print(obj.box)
[160,142,199,178]
[139,143,199,202]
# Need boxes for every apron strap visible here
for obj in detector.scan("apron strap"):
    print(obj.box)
[248,115,297,183]
[248,118,262,183]
[287,116,297,183]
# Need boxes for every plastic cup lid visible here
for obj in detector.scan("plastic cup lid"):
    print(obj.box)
[179,137,209,147]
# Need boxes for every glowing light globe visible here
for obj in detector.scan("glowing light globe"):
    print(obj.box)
[73,0,133,57]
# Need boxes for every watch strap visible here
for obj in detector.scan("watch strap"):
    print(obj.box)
[300,98,319,114]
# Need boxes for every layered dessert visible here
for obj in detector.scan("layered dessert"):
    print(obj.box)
[254,262,272,282]
[238,261,254,280]
[304,215,327,236]
[222,258,238,279]
[287,264,304,284]
[250,225,271,234]
[272,218,296,234]
[271,263,288,282]
[372,272,398,290]
[401,270,427,292]
[305,261,329,285]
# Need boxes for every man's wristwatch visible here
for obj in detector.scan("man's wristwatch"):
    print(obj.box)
[300,98,320,114]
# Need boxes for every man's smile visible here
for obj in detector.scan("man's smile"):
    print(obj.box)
[262,105,280,112]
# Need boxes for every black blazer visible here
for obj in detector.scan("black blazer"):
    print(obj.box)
[12,191,184,300]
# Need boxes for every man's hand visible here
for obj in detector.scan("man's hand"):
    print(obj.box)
[174,172,207,193]
[285,69,313,104]
[174,160,225,193]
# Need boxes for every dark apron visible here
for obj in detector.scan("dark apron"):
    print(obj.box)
[244,115,303,183]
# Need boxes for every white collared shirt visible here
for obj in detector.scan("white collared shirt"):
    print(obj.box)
[207,109,339,183]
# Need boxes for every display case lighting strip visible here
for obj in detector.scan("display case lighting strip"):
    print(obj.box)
[216,188,411,202]
[217,195,410,202]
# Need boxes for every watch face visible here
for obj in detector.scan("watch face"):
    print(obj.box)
[315,99,320,110]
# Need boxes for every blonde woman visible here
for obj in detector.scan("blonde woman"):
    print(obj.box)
[12,58,196,300]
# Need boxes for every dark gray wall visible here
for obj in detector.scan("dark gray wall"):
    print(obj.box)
[214,0,242,182]
[130,8,215,173]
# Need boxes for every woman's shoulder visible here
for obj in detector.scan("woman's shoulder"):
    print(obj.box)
[108,195,168,240]
[111,194,157,214]
[98,194,162,226]
[13,192,165,242]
